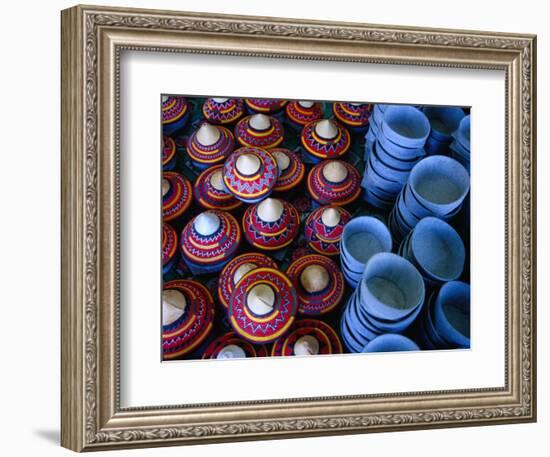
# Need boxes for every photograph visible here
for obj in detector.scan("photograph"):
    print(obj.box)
[161,96,471,361]
[58,4,537,451]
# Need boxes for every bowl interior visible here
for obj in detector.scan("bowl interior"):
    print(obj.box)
[342,217,392,264]
[440,283,471,338]
[423,106,465,136]
[411,218,465,280]
[410,156,469,205]
[363,254,424,312]
[384,106,430,140]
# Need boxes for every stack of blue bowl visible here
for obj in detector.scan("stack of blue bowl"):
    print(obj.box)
[398,217,465,288]
[339,216,392,288]
[422,106,465,156]
[450,114,471,172]
[362,105,430,210]
[412,281,470,349]
[389,155,470,242]
[362,333,419,352]
[340,252,425,353]
[364,103,387,159]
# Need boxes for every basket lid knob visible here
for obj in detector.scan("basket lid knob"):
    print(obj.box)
[194,212,221,236]
[315,119,338,140]
[247,284,276,316]
[249,113,271,131]
[196,123,221,146]
[300,264,330,293]
[236,153,261,175]
[257,198,284,223]
[294,335,320,356]
[217,344,246,359]
[272,150,290,172]
[322,161,348,183]
[321,207,341,227]
[162,289,187,326]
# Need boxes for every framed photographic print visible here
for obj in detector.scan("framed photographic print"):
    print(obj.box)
[61,4,537,452]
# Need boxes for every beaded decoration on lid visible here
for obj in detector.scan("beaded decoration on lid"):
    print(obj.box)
[223,147,279,203]
[234,114,284,150]
[229,267,297,344]
[180,210,241,267]
[286,100,324,127]
[333,102,372,128]
[162,280,215,359]
[186,123,235,167]
[271,148,305,192]
[285,254,345,316]
[202,331,269,359]
[271,319,343,356]
[243,198,300,251]
[245,98,287,114]
[218,252,279,311]
[162,223,178,274]
[162,172,193,222]
[202,98,244,125]
[193,165,242,211]
[300,118,351,160]
[162,135,177,170]
[304,205,351,256]
[162,95,189,125]
[307,160,362,206]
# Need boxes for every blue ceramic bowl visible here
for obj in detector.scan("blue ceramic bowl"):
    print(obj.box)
[345,298,381,342]
[408,155,470,216]
[409,217,465,283]
[355,267,422,328]
[361,297,423,334]
[340,216,393,272]
[375,140,424,172]
[423,106,465,142]
[396,191,422,228]
[341,252,364,274]
[374,103,395,117]
[411,292,450,349]
[340,314,366,352]
[450,138,470,157]
[365,175,401,200]
[372,105,385,124]
[364,159,404,196]
[362,334,420,352]
[381,106,431,149]
[388,206,412,240]
[365,123,380,141]
[341,265,362,288]
[350,292,387,338]
[454,114,471,151]
[369,117,380,136]
[377,129,427,160]
[402,183,462,223]
[364,141,374,160]
[433,281,471,348]
[391,206,415,237]
[425,292,453,348]
[363,188,395,210]
[363,183,400,208]
[449,139,470,170]
[395,193,420,227]
[360,252,425,321]
[402,183,434,219]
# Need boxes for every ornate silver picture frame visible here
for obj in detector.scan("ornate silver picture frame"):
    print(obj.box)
[61,4,536,451]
